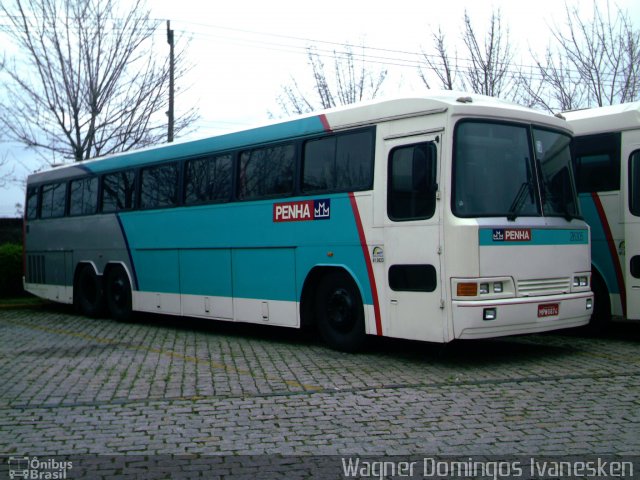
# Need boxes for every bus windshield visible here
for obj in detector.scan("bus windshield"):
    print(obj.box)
[453,121,578,219]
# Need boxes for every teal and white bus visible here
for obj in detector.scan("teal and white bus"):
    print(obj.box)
[24,93,594,351]
[564,102,640,327]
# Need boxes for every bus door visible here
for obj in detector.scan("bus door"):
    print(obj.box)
[626,148,640,320]
[378,132,445,341]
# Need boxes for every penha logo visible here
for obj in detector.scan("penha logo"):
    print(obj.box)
[492,228,532,242]
[274,199,331,222]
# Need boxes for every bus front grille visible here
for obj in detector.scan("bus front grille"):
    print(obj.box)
[517,277,571,297]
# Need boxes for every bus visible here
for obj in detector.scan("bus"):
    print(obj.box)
[564,102,640,327]
[23,93,594,351]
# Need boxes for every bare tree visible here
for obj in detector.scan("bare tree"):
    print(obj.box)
[0,0,197,164]
[461,10,518,99]
[418,27,458,90]
[525,0,639,111]
[274,44,388,116]
[419,10,520,100]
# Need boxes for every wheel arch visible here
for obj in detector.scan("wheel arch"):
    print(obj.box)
[73,261,100,302]
[103,261,134,291]
[300,265,365,329]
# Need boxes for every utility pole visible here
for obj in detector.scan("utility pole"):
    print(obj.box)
[167,20,175,143]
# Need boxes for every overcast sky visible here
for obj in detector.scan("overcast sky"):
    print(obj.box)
[1,0,638,216]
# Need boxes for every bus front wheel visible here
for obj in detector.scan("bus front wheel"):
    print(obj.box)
[315,271,366,352]
[105,265,133,322]
[75,265,104,318]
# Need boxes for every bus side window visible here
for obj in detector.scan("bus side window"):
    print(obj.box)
[184,154,232,204]
[302,130,374,194]
[102,170,136,213]
[631,151,640,217]
[69,177,98,216]
[140,163,179,209]
[388,142,437,221]
[572,133,621,193]
[40,182,67,219]
[238,144,295,200]
[26,186,39,220]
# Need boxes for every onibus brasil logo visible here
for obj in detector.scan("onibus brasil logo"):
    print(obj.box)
[7,456,72,479]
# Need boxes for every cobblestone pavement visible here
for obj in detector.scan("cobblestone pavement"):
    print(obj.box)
[1,304,639,476]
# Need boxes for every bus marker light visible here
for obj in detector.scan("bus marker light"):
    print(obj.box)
[587,298,593,310]
[457,283,478,296]
[483,308,497,321]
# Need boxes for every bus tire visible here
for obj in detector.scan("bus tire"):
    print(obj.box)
[75,265,105,318]
[315,271,366,352]
[105,265,133,322]
[588,272,611,333]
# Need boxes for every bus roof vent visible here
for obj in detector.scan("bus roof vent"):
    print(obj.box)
[456,96,473,104]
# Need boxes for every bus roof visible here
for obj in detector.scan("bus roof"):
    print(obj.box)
[563,102,640,136]
[27,92,570,183]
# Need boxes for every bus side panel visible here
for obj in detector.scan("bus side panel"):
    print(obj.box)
[118,194,375,330]
[232,248,297,326]
[24,215,132,303]
[579,192,625,317]
[623,138,640,320]
[180,249,233,320]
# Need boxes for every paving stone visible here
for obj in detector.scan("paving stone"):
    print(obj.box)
[1,306,640,477]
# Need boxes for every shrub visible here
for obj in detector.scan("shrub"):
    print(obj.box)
[0,243,24,297]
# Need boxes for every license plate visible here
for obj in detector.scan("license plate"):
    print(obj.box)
[538,303,560,317]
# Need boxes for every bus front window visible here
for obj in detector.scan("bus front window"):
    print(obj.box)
[453,121,539,218]
[533,128,580,219]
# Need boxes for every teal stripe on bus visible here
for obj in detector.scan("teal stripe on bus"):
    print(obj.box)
[479,228,589,246]
[82,116,329,174]
[117,194,373,304]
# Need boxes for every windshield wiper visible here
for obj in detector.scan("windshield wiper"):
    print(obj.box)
[507,182,532,221]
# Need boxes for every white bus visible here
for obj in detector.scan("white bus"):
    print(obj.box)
[23,93,593,351]
[564,102,640,326]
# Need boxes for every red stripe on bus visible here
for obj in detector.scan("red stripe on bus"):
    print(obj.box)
[319,114,331,132]
[348,192,383,336]
[591,192,627,317]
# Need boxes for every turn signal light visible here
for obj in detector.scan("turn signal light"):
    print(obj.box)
[457,283,478,296]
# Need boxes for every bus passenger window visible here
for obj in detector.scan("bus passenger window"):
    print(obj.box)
[388,142,437,221]
[140,163,179,209]
[26,186,39,220]
[572,132,621,193]
[336,131,373,190]
[69,177,98,216]
[238,144,294,200]
[102,170,136,213]
[184,154,232,204]
[303,137,336,192]
[302,130,373,193]
[40,182,67,219]
[631,151,640,217]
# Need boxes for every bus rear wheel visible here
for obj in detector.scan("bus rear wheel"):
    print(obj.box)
[105,265,133,322]
[75,265,104,318]
[315,271,366,352]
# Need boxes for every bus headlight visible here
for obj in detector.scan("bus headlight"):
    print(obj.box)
[572,274,590,291]
[453,278,514,300]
